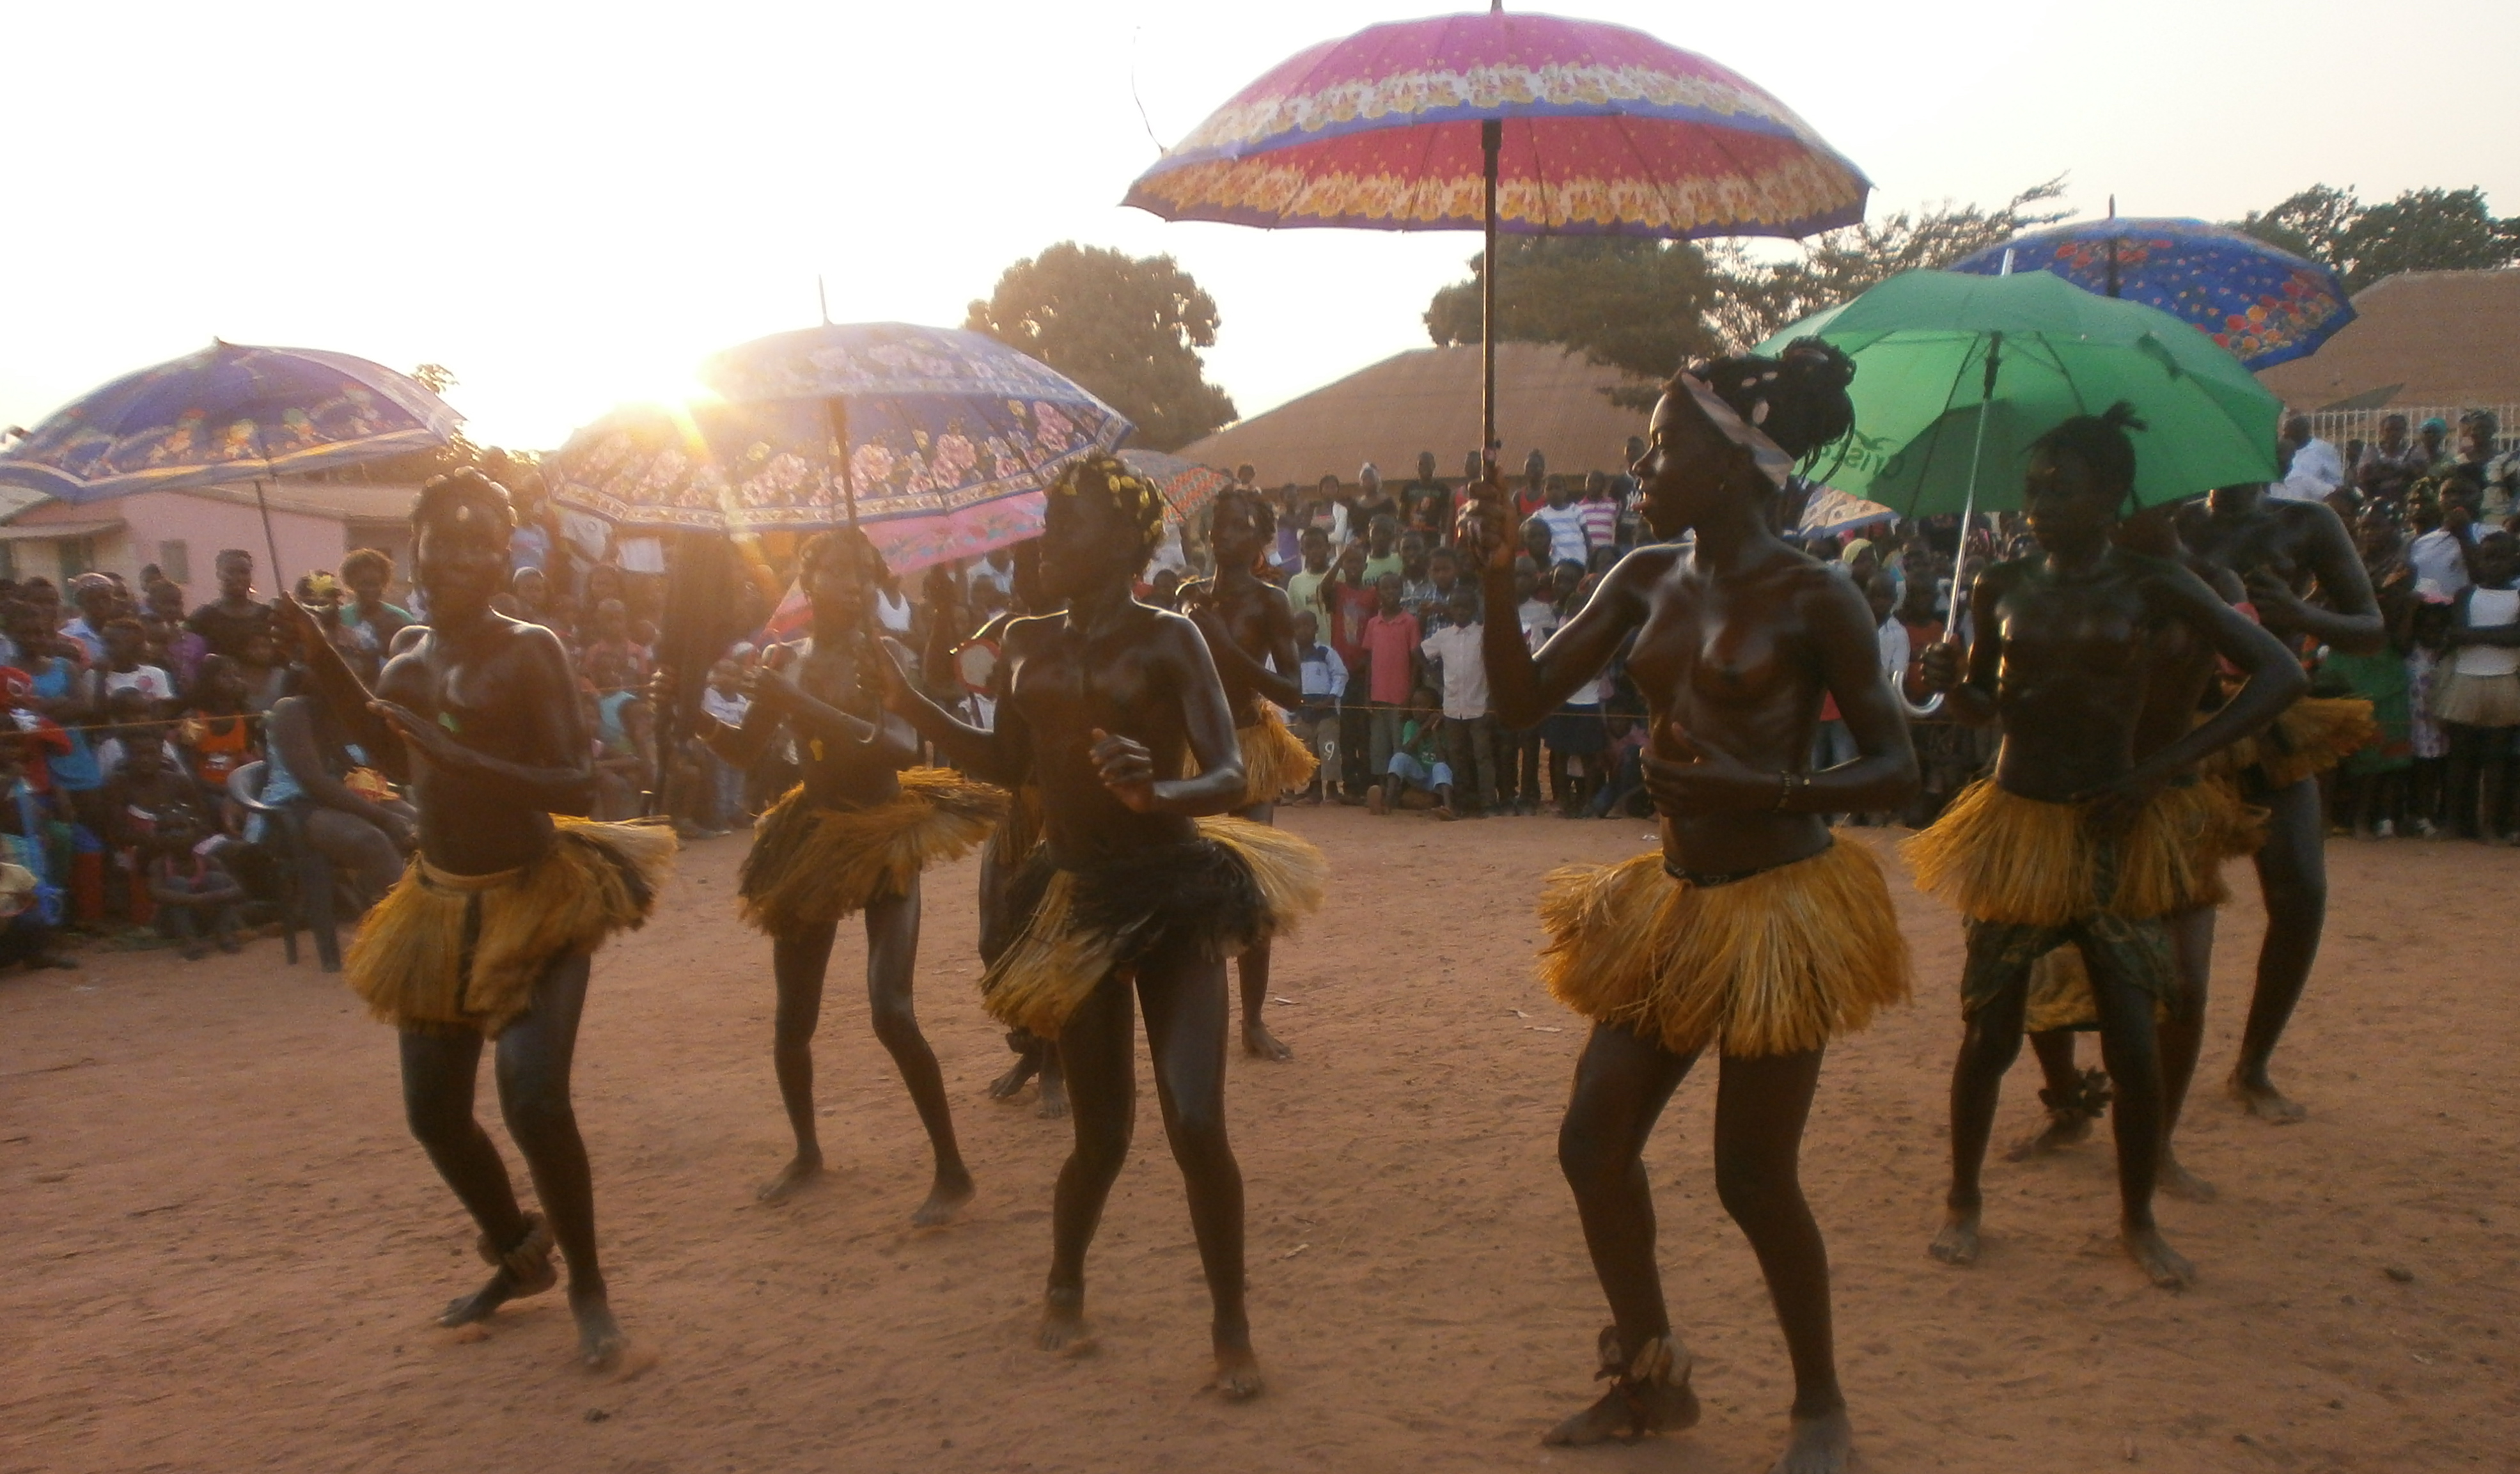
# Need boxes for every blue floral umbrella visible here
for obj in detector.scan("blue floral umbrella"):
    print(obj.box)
[0,341,460,501]
[0,341,460,580]
[1946,217,2354,370]
[547,323,1130,572]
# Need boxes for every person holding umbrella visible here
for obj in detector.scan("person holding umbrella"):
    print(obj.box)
[2177,480,2384,1122]
[1175,486,1318,1061]
[879,453,1326,1400]
[1464,341,1911,1464]
[281,469,677,1370]
[1909,408,2305,1290]
[682,528,1008,1215]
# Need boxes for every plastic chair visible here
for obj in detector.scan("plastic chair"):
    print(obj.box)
[230,761,341,973]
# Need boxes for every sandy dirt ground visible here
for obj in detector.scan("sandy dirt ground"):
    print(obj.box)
[4,806,2514,1474]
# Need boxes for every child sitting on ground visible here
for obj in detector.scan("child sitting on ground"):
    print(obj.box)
[146,803,247,960]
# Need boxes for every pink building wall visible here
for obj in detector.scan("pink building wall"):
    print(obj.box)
[15,492,350,604]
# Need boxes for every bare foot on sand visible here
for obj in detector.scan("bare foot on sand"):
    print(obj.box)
[572,1290,626,1370]
[2122,1223,2196,1289]
[2158,1150,2218,1204]
[1037,1072,1068,1120]
[2004,1109,2093,1162]
[1242,1020,1293,1062]
[1540,1360,1698,1445]
[439,1221,556,1327]
[988,1056,1038,1101]
[2229,1070,2307,1124]
[910,1166,974,1227]
[1211,1326,1264,1400]
[1038,1287,1094,1355]
[1772,1406,1854,1474]
[1929,1204,1982,1267]
[756,1150,824,1204]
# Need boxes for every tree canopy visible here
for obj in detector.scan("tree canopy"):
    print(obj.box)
[1421,180,2070,405]
[964,242,1237,452]
[2238,185,2517,292]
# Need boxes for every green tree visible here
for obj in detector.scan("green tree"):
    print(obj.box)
[1706,177,2071,350]
[1422,236,1722,391]
[964,242,1237,451]
[2237,185,2517,291]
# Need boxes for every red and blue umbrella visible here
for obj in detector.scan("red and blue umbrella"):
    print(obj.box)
[1124,7,1867,462]
[544,323,1131,572]
[1946,217,2355,370]
[0,341,460,501]
[1118,448,1233,526]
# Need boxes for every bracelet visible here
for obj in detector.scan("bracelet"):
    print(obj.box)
[1773,771,1807,811]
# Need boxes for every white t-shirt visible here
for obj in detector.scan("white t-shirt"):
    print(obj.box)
[103,666,177,703]
[1420,622,1491,719]
[2409,528,2473,599]
[701,686,749,728]
[2272,437,2345,501]
[1877,618,1911,686]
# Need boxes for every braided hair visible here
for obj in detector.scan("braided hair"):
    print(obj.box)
[1208,485,1276,573]
[1678,338,1859,466]
[2029,402,2148,506]
[411,468,515,541]
[797,524,892,592]
[1052,452,1167,563]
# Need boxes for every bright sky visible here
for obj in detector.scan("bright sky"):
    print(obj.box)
[6,1,2514,453]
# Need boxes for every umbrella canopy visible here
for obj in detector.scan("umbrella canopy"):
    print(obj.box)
[1123,10,1867,239]
[1796,485,1898,538]
[544,324,1131,573]
[1118,448,1233,525]
[1125,8,1866,470]
[1947,217,2354,370]
[0,341,460,502]
[1758,270,2281,518]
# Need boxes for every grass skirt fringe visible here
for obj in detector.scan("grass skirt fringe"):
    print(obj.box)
[1537,841,1909,1059]
[2200,695,2379,789]
[1902,777,2256,925]
[738,768,1006,935]
[985,783,1046,872]
[346,817,678,1038]
[1180,707,1320,808]
[981,817,1328,1037]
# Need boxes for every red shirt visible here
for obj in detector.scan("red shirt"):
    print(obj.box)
[1362,609,1422,705]
[1326,581,1378,673]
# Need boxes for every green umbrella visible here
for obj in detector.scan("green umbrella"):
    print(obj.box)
[1755,268,2279,519]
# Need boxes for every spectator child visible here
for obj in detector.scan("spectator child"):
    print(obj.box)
[1360,573,1423,783]
[145,581,209,692]
[91,618,175,718]
[1290,610,1345,804]
[1577,471,1621,556]
[1418,586,1498,816]
[700,658,752,831]
[1534,476,1590,568]
[1361,514,1405,584]
[1375,688,1457,815]
[1285,528,1333,627]
[2430,530,2520,841]
[174,655,258,794]
[146,803,246,959]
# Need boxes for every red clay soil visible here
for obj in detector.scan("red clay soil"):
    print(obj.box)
[4,808,2512,1473]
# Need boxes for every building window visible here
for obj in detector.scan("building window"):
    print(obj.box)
[157,540,191,586]
[57,538,95,581]
[0,544,14,582]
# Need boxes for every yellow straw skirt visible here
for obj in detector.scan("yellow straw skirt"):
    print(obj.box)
[2200,694,2378,789]
[1538,841,1910,1059]
[346,818,679,1038]
[1902,777,2259,925]
[737,768,1007,935]
[1180,706,1320,808]
[982,817,1329,1037]
[985,783,1047,872]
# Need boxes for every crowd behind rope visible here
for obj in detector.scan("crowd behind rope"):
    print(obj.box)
[1,407,2509,976]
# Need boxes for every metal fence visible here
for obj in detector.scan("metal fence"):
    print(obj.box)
[2305,404,2516,460]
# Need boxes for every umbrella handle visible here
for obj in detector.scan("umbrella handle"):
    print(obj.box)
[1901,337,1999,722]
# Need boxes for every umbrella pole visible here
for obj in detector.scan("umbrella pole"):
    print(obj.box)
[1911,333,2000,719]
[253,474,285,592]
[1480,117,1501,480]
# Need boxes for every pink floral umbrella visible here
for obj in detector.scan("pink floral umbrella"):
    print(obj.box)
[1125,5,1868,461]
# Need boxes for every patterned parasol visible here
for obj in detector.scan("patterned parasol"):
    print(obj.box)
[1118,448,1233,524]
[0,341,460,502]
[1946,217,2355,370]
[1124,6,1867,465]
[544,324,1131,572]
